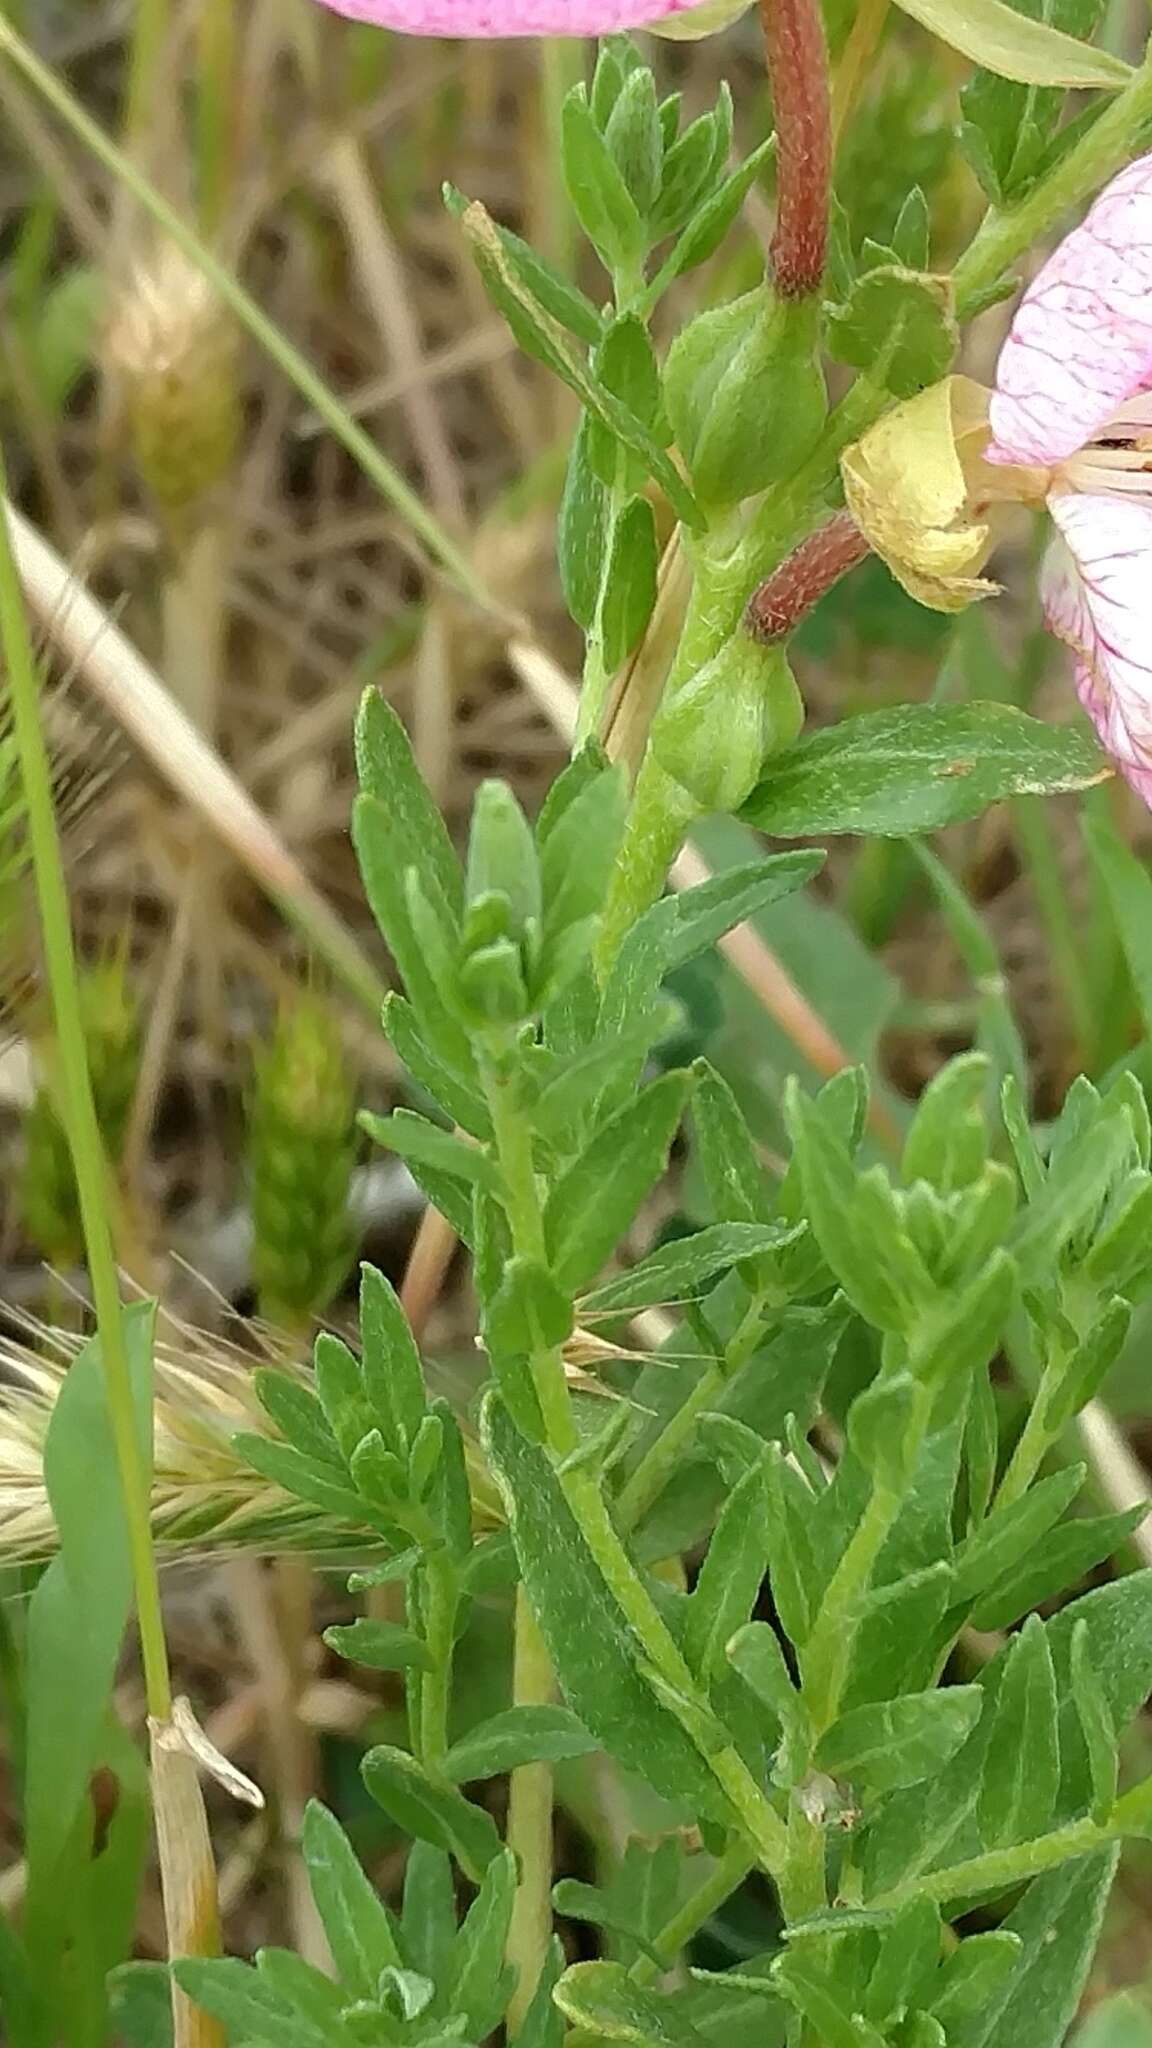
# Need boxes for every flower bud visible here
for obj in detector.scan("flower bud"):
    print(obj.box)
[651,634,803,813]
[663,285,825,510]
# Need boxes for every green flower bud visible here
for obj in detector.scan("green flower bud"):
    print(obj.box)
[651,635,803,813]
[663,285,825,510]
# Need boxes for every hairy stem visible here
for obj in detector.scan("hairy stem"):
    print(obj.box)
[505,1591,556,2035]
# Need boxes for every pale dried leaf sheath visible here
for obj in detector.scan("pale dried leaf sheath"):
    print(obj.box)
[149,1721,225,2048]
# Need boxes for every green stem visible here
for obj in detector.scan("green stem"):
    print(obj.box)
[800,1382,932,1735]
[560,1462,790,1876]
[616,1363,725,1535]
[870,1812,1112,1911]
[630,1840,755,1984]
[122,0,171,145]
[953,52,1152,318]
[617,1296,771,1534]
[993,1347,1066,1513]
[505,1589,556,2035]
[484,1042,789,1882]
[781,1804,828,1922]
[595,755,697,979]
[0,16,487,611]
[0,486,172,1723]
[418,1553,458,1768]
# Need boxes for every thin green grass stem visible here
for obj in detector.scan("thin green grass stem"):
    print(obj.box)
[0,479,172,1723]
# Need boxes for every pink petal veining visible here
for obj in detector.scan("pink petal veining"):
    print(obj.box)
[1042,490,1152,803]
[312,0,694,32]
[988,154,1152,471]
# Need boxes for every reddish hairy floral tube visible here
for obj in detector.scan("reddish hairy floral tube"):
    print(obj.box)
[759,0,832,297]
[745,512,870,642]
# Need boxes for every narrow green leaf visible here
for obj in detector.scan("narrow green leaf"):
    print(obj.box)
[683,1460,772,1681]
[323,1619,431,1670]
[929,1931,1021,2033]
[361,1744,502,1880]
[301,1801,402,2000]
[951,1465,1085,1606]
[978,1615,1060,1848]
[581,1222,800,1314]
[361,1108,500,1193]
[558,419,607,629]
[444,1705,599,1782]
[355,691,462,913]
[1070,1619,1118,1824]
[600,496,658,674]
[450,1847,517,2039]
[969,1506,1145,1632]
[544,1071,693,1292]
[359,1262,427,1452]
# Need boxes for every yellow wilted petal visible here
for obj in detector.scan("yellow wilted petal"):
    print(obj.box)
[645,0,752,36]
[841,376,999,614]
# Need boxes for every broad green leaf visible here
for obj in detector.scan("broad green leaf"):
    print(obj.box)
[902,1051,990,1193]
[817,1688,983,1796]
[444,1705,599,1782]
[301,1802,402,2000]
[827,266,956,400]
[555,1960,707,2045]
[773,1951,887,2048]
[742,706,1108,838]
[362,1745,502,1880]
[253,1950,347,2032]
[581,1222,800,1314]
[978,1615,1060,1848]
[466,781,540,931]
[890,0,1131,83]
[949,1850,1119,2048]
[532,1021,668,1150]
[482,1392,725,1817]
[603,67,664,219]
[544,1071,693,1291]
[107,1962,175,2048]
[842,1562,955,1711]
[517,1942,567,2048]
[23,1306,155,1951]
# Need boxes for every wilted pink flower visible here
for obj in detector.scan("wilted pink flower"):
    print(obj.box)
[312,0,742,36]
[985,153,1152,804]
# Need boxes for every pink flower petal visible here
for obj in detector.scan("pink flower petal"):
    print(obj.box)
[312,0,696,32]
[988,153,1152,470]
[1042,490,1152,803]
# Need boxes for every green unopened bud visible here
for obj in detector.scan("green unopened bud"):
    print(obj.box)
[651,635,803,813]
[663,285,825,509]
